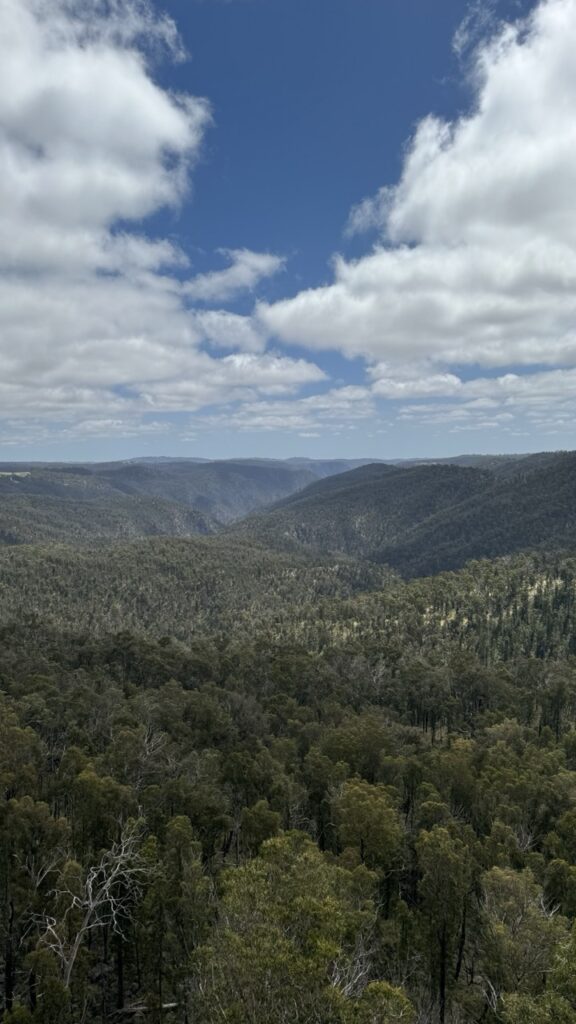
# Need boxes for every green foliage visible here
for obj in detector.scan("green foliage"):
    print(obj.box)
[500,923,576,1022]
[234,452,576,577]
[4,466,576,1022]
[333,779,402,870]
[349,982,416,1023]
[2,617,576,1021]
[192,832,382,1023]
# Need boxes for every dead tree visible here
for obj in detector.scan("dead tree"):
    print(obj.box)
[39,822,148,989]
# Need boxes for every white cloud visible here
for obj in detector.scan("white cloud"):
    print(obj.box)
[345,187,391,238]
[0,0,316,440]
[204,385,373,433]
[0,0,207,243]
[385,365,576,435]
[452,0,500,61]
[73,417,170,438]
[260,0,576,392]
[192,310,268,352]
[139,353,326,410]
[186,248,286,303]
[371,371,464,399]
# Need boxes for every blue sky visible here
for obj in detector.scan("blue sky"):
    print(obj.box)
[2,0,575,460]
[164,0,475,284]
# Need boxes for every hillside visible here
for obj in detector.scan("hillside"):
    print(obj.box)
[379,450,576,576]
[0,526,575,664]
[233,453,576,576]
[233,462,489,560]
[0,535,393,637]
[0,493,217,545]
[0,457,385,544]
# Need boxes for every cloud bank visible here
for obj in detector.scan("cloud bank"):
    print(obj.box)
[259,0,576,436]
[3,0,576,450]
[0,0,319,443]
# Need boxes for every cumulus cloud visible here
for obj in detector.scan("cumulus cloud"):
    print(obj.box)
[139,353,326,410]
[6,0,575,451]
[0,0,316,439]
[186,249,286,303]
[259,0,576,433]
[191,310,268,352]
[0,0,207,249]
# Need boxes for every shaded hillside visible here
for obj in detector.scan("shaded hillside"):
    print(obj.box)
[0,494,217,545]
[233,463,489,559]
[0,460,317,521]
[0,460,318,544]
[276,461,400,505]
[0,457,382,540]
[379,451,576,576]
[233,453,576,577]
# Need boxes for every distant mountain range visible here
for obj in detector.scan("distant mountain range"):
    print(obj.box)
[233,450,576,575]
[1,451,574,576]
[0,457,381,542]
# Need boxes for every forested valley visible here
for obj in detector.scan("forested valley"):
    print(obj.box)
[2,456,576,1023]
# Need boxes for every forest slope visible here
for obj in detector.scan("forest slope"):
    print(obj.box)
[4,456,576,1024]
[0,536,393,637]
[234,453,576,576]
[0,533,575,663]
[0,458,386,543]
[0,493,217,545]
[380,450,576,575]
[233,463,490,560]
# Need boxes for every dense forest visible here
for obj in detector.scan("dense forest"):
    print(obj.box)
[0,458,375,540]
[2,456,576,1023]
[235,453,576,576]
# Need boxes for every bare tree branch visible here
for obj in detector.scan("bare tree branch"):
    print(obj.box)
[38,822,148,989]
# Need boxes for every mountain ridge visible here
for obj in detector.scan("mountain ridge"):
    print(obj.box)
[0,457,383,543]
[232,451,576,576]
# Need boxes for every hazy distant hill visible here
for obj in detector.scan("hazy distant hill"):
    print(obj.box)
[89,460,319,522]
[0,457,382,544]
[0,494,217,545]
